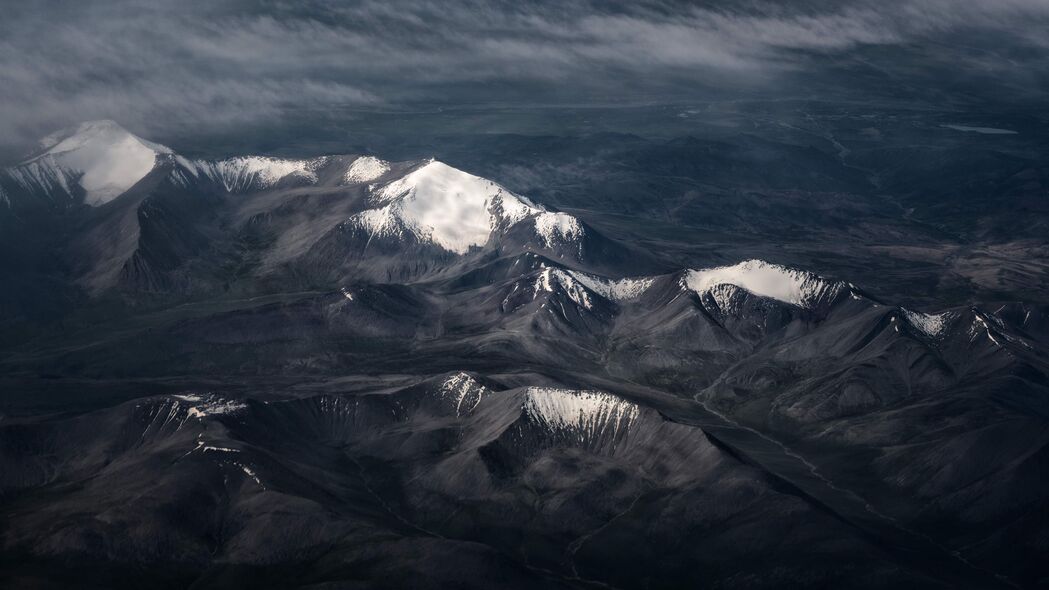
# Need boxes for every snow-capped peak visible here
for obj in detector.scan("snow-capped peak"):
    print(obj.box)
[40,120,172,157]
[343,156,390,184]
[682,259,843,309]
[533,267,597,310]
[509,267,651,315]
[534,211,584,249]
[347,160,582,255]
[15,120,173,206]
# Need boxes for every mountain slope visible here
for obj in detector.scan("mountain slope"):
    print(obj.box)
[0,376,953,589]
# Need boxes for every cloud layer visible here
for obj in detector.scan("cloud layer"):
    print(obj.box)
[2,0,1047,152]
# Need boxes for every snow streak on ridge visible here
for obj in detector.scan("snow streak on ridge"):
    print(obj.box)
[567,269,653,301]
[533,268,597,310]
[436,372,489,416]
[174,156,327,192]
[172,393,248,419]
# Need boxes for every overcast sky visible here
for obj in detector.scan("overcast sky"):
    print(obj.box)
[2,0,1048,152]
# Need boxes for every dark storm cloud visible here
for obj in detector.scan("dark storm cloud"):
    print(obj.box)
[1,0,1047,151]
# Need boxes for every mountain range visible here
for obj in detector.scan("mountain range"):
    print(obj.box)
[1,121,1047,589]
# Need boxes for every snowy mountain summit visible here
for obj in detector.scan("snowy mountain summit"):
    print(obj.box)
[682,259,846,310]
[347,160,585,255]
[11,120,173,206]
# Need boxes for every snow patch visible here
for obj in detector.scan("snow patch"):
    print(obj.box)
[436,372,489,416]
[173,393,247,419]
[903,309,951,338]
[202,445,240,453]
[970,312,1010,349]
[567,270,653,301]
[524,387,639,441]
[534,212,584,248]
[682,260,842,309]
[238,464,265,488]
[344,156,390,183]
